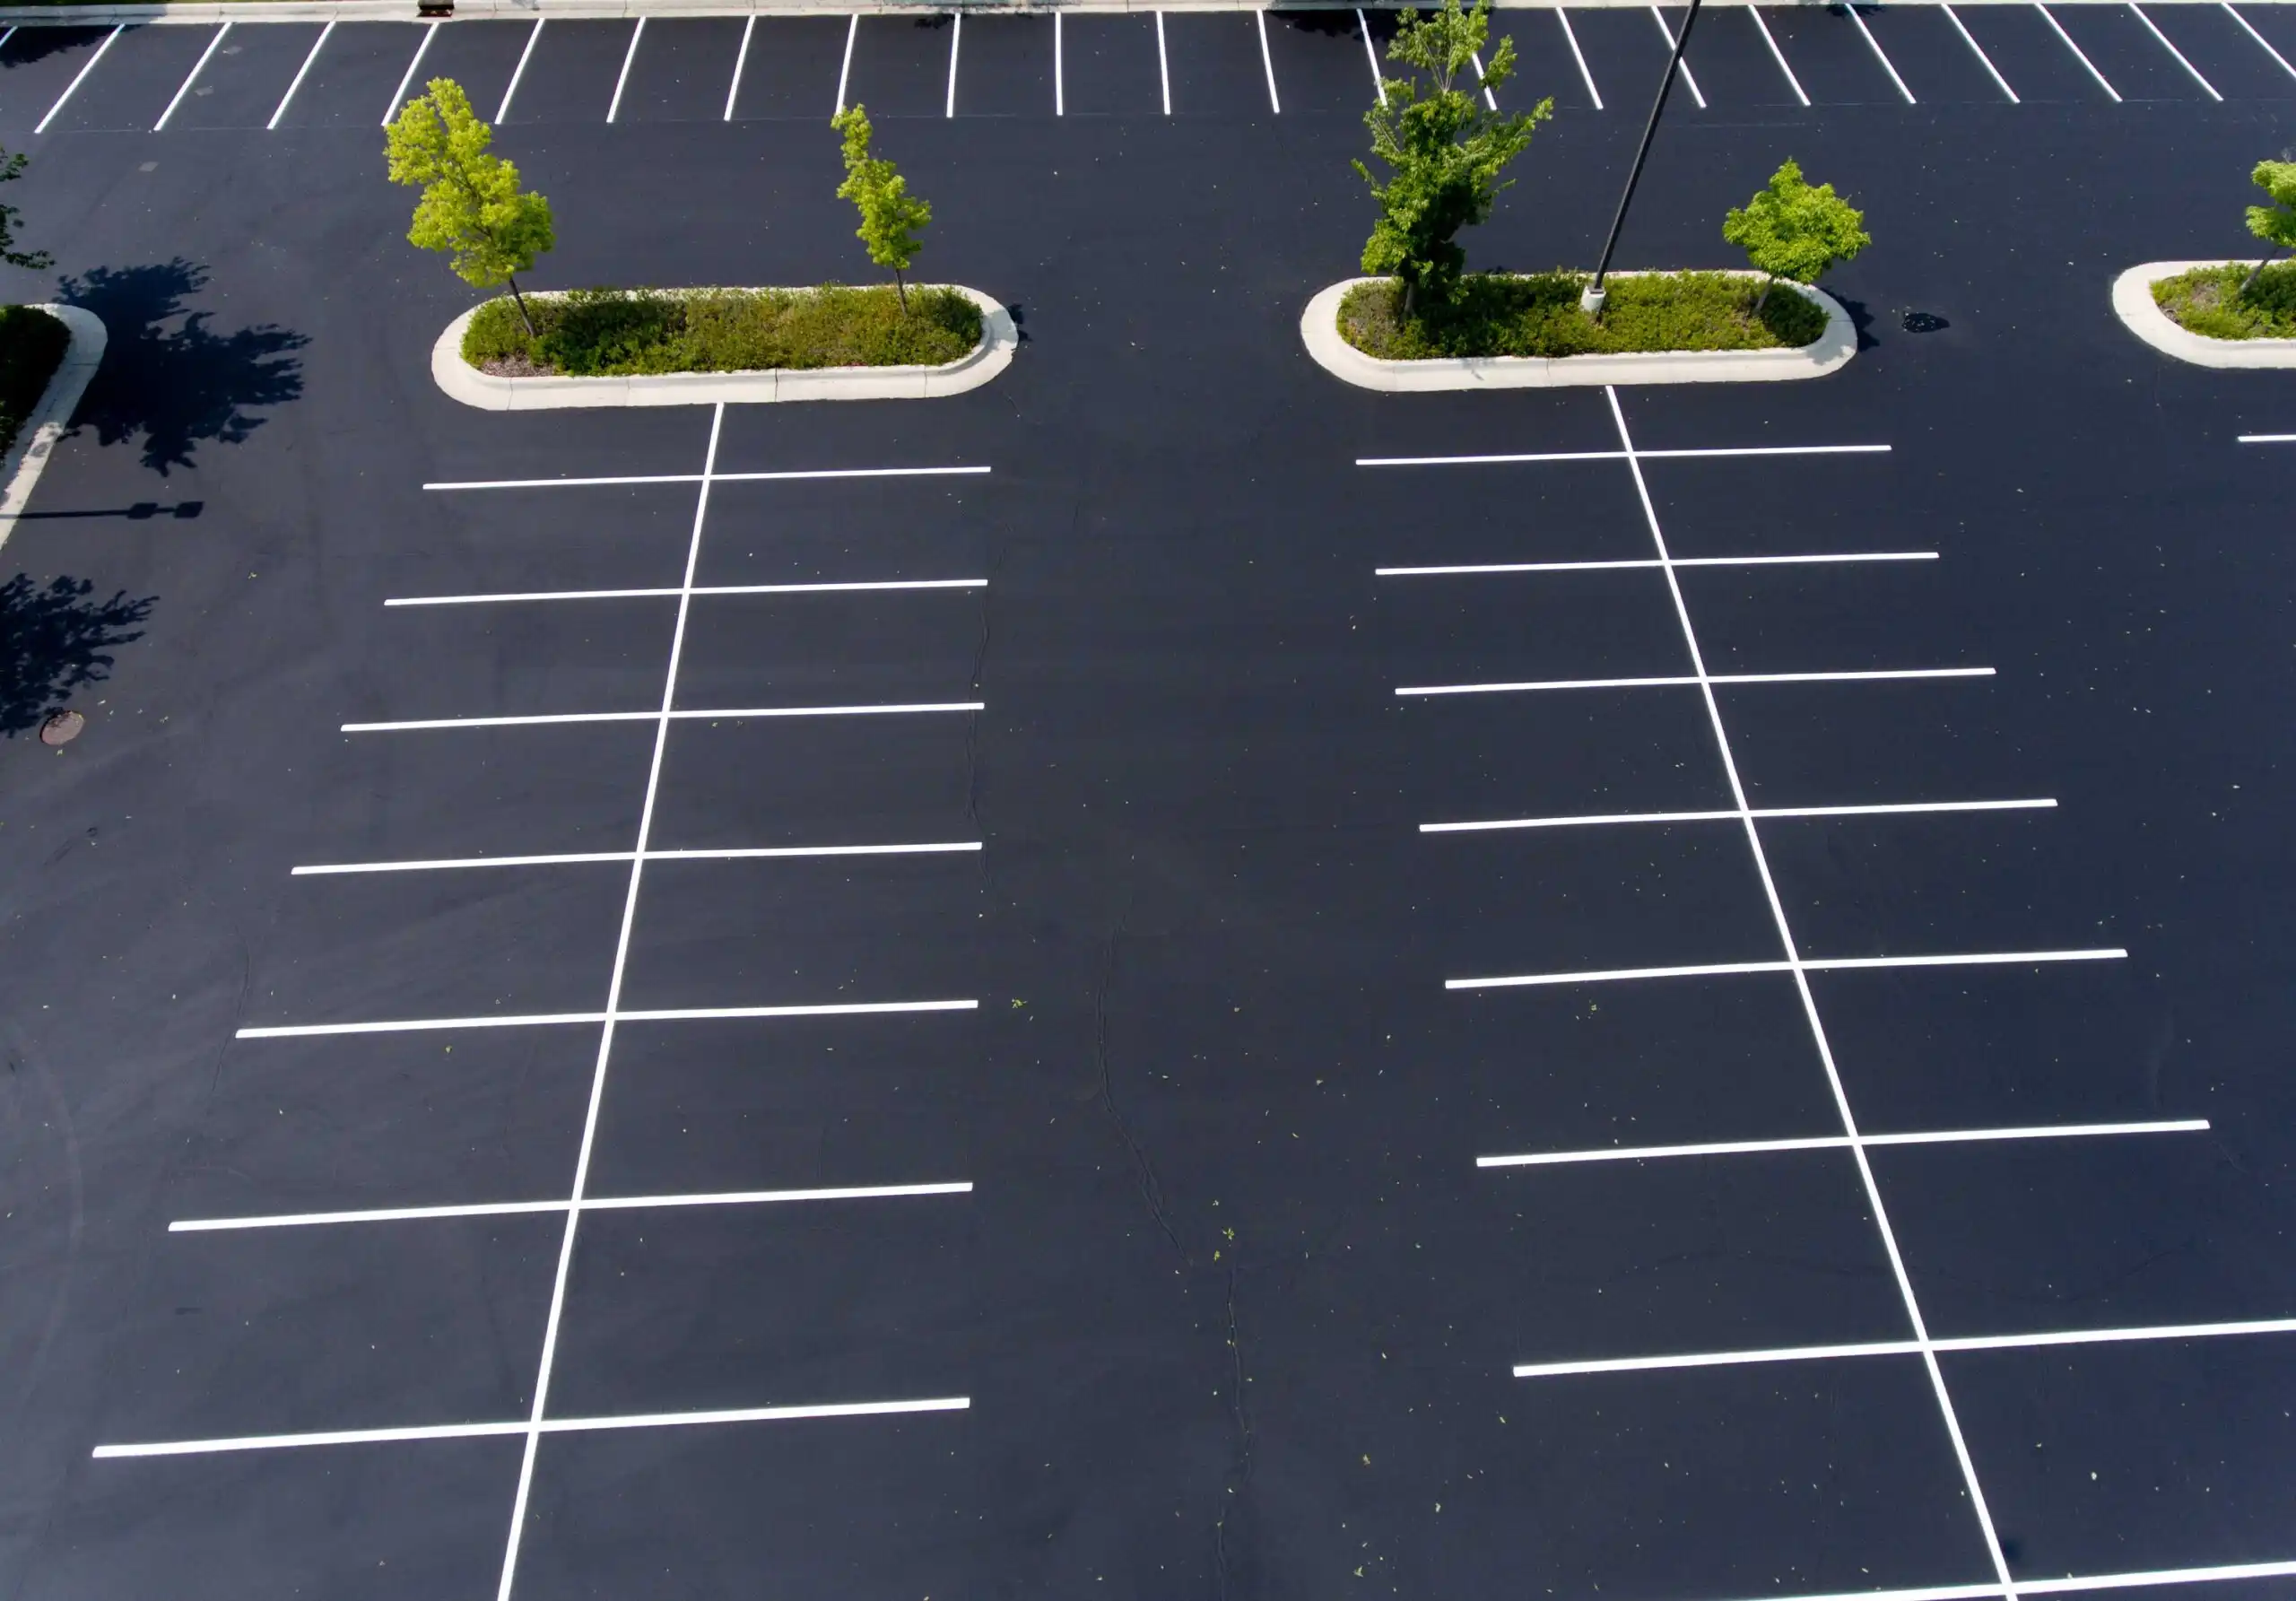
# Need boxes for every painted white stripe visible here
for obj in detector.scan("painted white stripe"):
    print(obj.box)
[267,20,333,129]
[1476,1118,2209,1170]
[1358,7,1386,106]
[834,13,856,114]
[1676,1559,2296,1601]
[35,23,124,135]
[1557,7,1603,108]
[1846,4,1917,101]
[944,11,961,117]
[422,465,990,491]
[497,18,543,124]
[1156,10,1171,115]
[386,578,987,607]
[1652,7,1706,108]
[291,841,983,876]
[1257,9,1281,112]
[171,1181,975,1233]
[2037,4,2121,100]
[605,16,644,123]
[2223,3,2296,83]
[1422,798,2057,834]
[0,27,15,55]
[1377,552,1935,578]
[235,999,978,1040]
[2131,3,2222,98]
[1943,2,2019,100]
[1396,667,1992,697]
[94,1397,970,1461]
[1054,10,1065,112]
[1358,444,1889,468]
[724,13,753,119]
[1747,6,1809,104]
[1447,948,2125,992]
[382,20,440,126]
[340,701,983,735]
[154,22,231,131]
[1469,47,1497,109]
[2238,433,2296,443]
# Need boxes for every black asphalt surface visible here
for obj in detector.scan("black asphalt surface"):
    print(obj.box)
[3,5,2296,1598]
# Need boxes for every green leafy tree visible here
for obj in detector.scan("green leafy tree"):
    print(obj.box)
[1354,0,1552,317]
[1722,159,1870,310]
[2243,159,2296,292]
[831,103,932,313]
[0,147,50,272]
[385,79,555,336]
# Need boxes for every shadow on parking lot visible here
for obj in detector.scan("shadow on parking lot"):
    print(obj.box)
[0,574,154,737]
[0,29,113,69]
[58,259,307,476]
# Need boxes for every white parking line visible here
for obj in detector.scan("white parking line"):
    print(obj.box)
[1470,48,1497,109]
[1447,947,2126,992]
[1378,552,1935,577]
[1257,9,1281,113]
[1942,2,2020,101]
[2037,3,2122,100]
[1358,8,1387,106]
[383,20,440,126]
[268,19,335,129]
[605,16,644,123]
[945,11,961,118]
[1557,8,1604,108]
[2131,3,2222,98]
[835,13,857,114]
[154,22,231,132]
[1358,444,1889,467]
[34,23,123,135]
[1651,7,1706,109]
[94,1397,971,1461]
[2238,432,2296,442]
[1422,797,2057,834]
[171,1181,975,1232]
[341,701,984,735]
[1054,11,1065,112]
[497,17,544,123]
[291,841,985,875]
[2223,4,2296,83]
[1156,11,1172,115]
[0,27,15,56]
[1846,4,1917,102]
[1477,1118,2208,1169]
[1747,7,1810,105]
[725,14,752,119]
[1396,666,1992,697]
[386,577,989,606]
[237,999,979,1040]
[1645,1559,2296,1601]
[424,465,990,491]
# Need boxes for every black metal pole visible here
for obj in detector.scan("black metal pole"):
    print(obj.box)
[1586,0,1704,306]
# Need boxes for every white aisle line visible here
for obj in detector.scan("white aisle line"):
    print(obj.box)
[1597,386,2016,1597]
[1446,947,2125,991]
[1358,444,1889,468]
[724,13,752,119]
[383,20,440,126]
[1358,8,1387,105]
[292,841,985,876]
[34,23,124,135]
[1846,4,1917,102]
[96,1397,971,1461]
[2131,3,2222,98]
[1469,47,1497,109]
[1054,11,1064,112]
[2037,3,2122,100]
[1942,2,2020,101]
[834,12,857,114]
[172,1181,976,1233]
[1257,8,1281,113]
[1650,7,1706,108]
[2222,3,2296,83]
[386,578,989,606]
[1395,666,1992,697]
[1378,552,1935,577]
[1645,1559,2296,1601]
[1478,1118,2209,1170]
[154,22,231,132]
[945,11,960,118]
[341,701,984,734]
[237,1000,979,1040]
[1514,1316,2296,1379]
[605,16,644,122]
[2238,432,2296,443]
[497,17,544,123]
[1422,797,2057,834]
[1746,7,1810,105]
[1156,10,1171,115]
[268,19,335,130]
[1557,8,1603,108]
[424,465,990,491]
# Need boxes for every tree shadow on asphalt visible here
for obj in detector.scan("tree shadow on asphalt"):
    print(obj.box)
[0,575,155,737]
[57,260,307,476]
[0,27,113,69]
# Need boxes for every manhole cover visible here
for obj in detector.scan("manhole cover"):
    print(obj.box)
[1902,311,1949,334]
[39,710,84,747]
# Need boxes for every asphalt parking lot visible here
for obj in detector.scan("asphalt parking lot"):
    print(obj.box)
[3,4,2295,1598]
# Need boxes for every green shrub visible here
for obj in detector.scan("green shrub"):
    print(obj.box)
[461,284,983,376]
[0,304,68,457]
[2152,261,2296,341]
[1337,270,1827,360]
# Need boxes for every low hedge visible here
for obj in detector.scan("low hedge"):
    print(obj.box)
[1338,270,1828,361]
[462,284,983,377]
[2152,261,2296,341]
[0,305,68,459]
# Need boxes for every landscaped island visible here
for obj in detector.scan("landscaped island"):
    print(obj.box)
[0,303,68,458]
[2150,261,2296,342]
[1336,270,1825,361]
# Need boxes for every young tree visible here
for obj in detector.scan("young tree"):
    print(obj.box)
[2244,158,2296,292]
[385,79,555,336]
[831,103,932,313]
[1354,0,1552,317]
[0,147,51,273]
[1722,159,1870,310]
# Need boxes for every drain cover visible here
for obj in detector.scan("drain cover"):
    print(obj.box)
[1902,311,1949,334]
[39,710,84,747]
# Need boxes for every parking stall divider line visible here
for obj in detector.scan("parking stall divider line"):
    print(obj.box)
[34,23,123,135]
[1422,797,2057,833]
[1942,2,2019,100]
[1395,666,1992,696]
[0,27,15,55]
[2036,3,2121,100]
[1444,947,2125,992]
[2222,4,2296,83]
[1556,7,1603,108]
[2130,3,2222,98]
[1378,552,1936,577]
[2239,432,2296,443]
[1357,444,1888,467]
[1054,10,1063,111]
[1476,1118,2210,1170]
[383,20,439,126]
[341,701,985,734]
[1469,46,1496,108]
[834,12,855,113]
[1846,4,1917,102]
[945,10,959,117]
[424,464,989,492]
[1651,6,1706,107]
[1257,8,1280,111]
[1746,6,1810,104]
[1358,8,1385,104]
[235,999,980,1040]
[386,577,990,606]
[154,21,231,131]
[291,840,986,875]
[1598,1559,2296,1601]
[724,13,752,118]
[1155,10,1170,114]
[170,1181,978,1233]
[268,18,335,128]
[606,15,643,121]
[496,15,543,122]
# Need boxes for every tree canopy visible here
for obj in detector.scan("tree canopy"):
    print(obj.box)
[386,78,555,331]
[1721,159,1870,299]
[832,103,933,310]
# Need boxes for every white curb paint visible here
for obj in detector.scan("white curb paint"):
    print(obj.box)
[430,285,1016,411]
[1300,273,1855,392]
[0,305,106,555]
[2113,260,2296,369]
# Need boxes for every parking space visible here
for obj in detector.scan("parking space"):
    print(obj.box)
[1758,5,1912,104]
[1859,5,2018,101]
[957,13,1054,116]
[499,19,634,124]
[1057,11,1162,114]
[1562,6,1679,112]
[842,12,952,118]
[1504,8,1604,109]
[276,22,423,129]
[1675,6,1809,107]
[2052,1,2221,97]
[37,22,205,132]
[1952,3,2120,99]
[2147,1,2296,96]
[1263,9,1380,114]
[414,17,534,124]
[1161,10,1276,115]
[614,17,745,123]
[169,22,325,129]
[728,13,847,120]
[0,23,114,132]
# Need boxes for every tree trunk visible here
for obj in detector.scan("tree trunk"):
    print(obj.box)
[894,268,909,314]
[506,274,538,339]
[2245,249,2281,294]
[1754,274,1774,315]
[1400,274,1416,320]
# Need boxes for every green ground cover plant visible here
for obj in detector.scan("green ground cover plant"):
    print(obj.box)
[460,284,982,376]
[2152,261,2296,340]
[1337,270,1826,360]
[0,304,68,457]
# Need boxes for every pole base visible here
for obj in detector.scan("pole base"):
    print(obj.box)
[1579,283,1607,316]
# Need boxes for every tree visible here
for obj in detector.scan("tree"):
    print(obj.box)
[1354,0,1552,317]
[0,147,50,273]
[1722,160,1870,310]
[2244,159,2296,292]
[385,79,555,336]
[831,103,932,313]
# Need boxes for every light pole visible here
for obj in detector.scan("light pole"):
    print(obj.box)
[1581,0,1705,314]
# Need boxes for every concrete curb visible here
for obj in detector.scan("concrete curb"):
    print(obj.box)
[2113,260,2296,370]
[0,304,105,556]
[430,285,1015,411]
[1300,273,1854,392]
